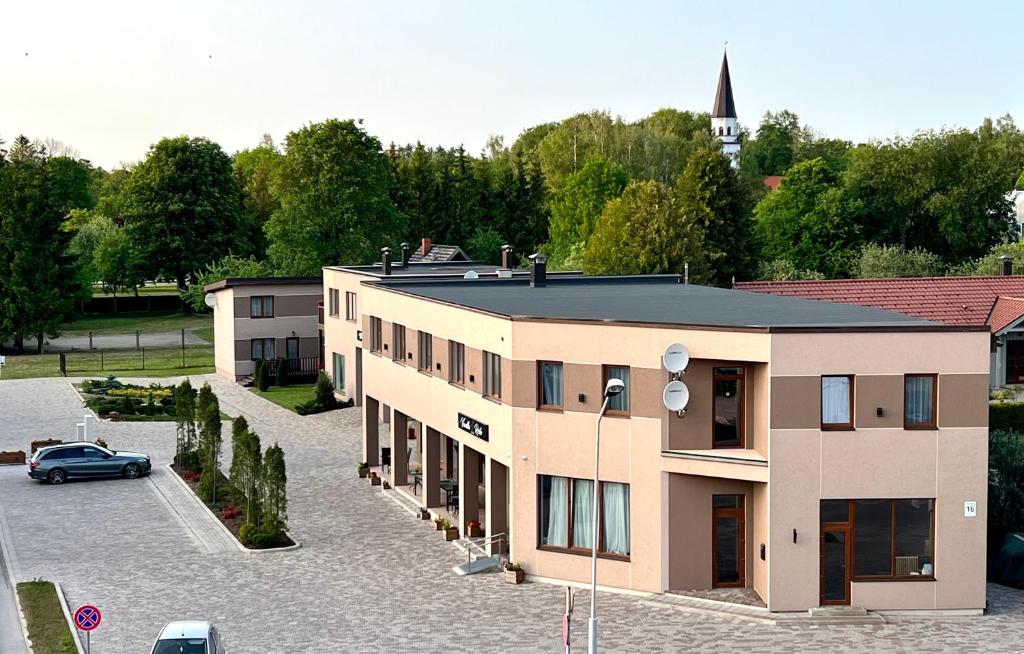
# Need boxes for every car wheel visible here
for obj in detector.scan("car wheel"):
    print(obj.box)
[47,469,66,485]
[123,463,141,479]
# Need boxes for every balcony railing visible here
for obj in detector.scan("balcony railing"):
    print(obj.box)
[317,303,324,325]
[262,356,321,382]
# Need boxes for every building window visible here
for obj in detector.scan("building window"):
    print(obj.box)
[846,499,935,578]
[333,353,345,391]
[538,475,630,558]
[603,365,630,414]
[484,351,502,398]
[718,126,724,136]
[328,288,340,317]
[821,375,854,430]
[538,361,563,409]
[250,296,274,318]
[345,291,357,322]
[285,337,298,361]
[250,338,274,360]
[905,374,937,429]
[392,324,406,362]
[448,341,465,385]
[713,367,745,447]
[726,126,732,136]
[418,331,433,372]
[370,317,382,353]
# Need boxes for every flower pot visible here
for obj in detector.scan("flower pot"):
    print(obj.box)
[370,474,381,486]
[419,508,430,520]
[444,527,460,541]
[467,525,483,538]
[434,521,444,531]
[358,468,368,479]
[504,568,525,584]
[382,481,391,490]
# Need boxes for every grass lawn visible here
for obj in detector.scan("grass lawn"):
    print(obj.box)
[2,346,214,380]
[193,326,214,343]
[16,580,77,654]
[249,383,315,413]
[90,283,179,297]
[60,311,211,336]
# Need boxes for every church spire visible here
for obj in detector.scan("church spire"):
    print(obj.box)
[712,50,736,119]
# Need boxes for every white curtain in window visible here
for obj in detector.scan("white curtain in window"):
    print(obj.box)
[542,363,563,406]
[821,376,850,424]
[250,297,261,317]
[607,367,630,412]
[602,482,630,555]
[546,477,568,547]
[573,479,595,548]
[905,376,933,424]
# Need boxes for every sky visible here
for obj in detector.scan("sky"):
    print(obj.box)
[3,0,1023,169]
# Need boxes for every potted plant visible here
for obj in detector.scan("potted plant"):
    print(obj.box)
[434,516,445,531]
[357,462,369,479]
[382,479,391,490]
[370,471,381,486]
[441,519,459,541]
[466,519,483,538]
[503,562,525,584]
[419,507,430,520]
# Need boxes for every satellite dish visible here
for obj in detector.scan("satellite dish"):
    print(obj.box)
[662,342,690,373]
[204,292,218,308]
[463,271,479,279]
[663,380,690,412]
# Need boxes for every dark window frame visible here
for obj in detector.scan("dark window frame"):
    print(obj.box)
[712,494,746,588]
[602,364,630,416]
[483,351,502,399]
[285,336,299,361]
[250,338,275,361]
[535,474,631,561]
[712,367,746,448]
[369,317,383,353]
[392,324,406,363]
[418,331,433,372]
[249,295,274,319]
[820,374,855,431]
[904,373,938,430]
[821,499,936,582]
[448,341,465,386]
[537,360,564,410]
[328,288,340,317]
[345,291,357,322]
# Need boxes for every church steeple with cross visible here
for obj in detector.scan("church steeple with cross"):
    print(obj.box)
[711,46,740,162]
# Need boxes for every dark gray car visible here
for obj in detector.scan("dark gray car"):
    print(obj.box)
[28,443,151,485]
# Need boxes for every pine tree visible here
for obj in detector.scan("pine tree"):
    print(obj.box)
[196,392,222,503]
[260,443,287,539]
[174,380,198,470]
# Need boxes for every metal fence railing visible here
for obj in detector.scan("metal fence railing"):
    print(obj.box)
[61,345,214,374]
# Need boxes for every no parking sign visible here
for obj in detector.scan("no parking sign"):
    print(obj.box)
[74,605,101,654]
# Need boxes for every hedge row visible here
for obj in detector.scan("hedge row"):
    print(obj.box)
[990,402,1024,433]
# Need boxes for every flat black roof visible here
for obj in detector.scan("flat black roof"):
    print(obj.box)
[371,276,963,331]
[205,277,321,292]
[327,261,583,279]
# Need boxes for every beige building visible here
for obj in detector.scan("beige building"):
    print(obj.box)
[206,277,323,381]
[323,259,989,613]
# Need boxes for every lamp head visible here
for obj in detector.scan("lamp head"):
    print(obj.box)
[604,378,625,397]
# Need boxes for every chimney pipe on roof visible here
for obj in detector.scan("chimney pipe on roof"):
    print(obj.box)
[401,242,410,268]
[529,253,547,288]
[1000,255,1013,276]
[501,244,514,269]
[381,247,392,276]
[421,238,431,256]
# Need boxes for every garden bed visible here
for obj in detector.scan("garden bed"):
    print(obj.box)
[77,376,178,421]
[16,580,77,654]
[171,464,294,550]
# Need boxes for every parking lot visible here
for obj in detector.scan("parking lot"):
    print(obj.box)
[1,376,1024,653]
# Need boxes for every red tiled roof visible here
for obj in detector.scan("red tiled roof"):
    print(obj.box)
[735,276,1024,331]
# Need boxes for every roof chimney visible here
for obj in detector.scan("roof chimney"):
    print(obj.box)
[1000,255,1013,276]
[501,244,514,269]
[401,242,410,268]
[529,253,547,288]
[381,247,392,276]
[420,238,431,256]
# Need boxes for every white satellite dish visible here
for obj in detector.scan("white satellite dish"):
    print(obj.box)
[662,380,690,412]
[662,342,690,373]
[204,292,218,308]
[463,270,479,279]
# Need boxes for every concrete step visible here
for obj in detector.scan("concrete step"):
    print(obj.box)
[809,606,869,617]
[452,556,500,576]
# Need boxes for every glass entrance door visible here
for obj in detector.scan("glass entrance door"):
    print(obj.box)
[820,525,851,605]
[712,495,745,588]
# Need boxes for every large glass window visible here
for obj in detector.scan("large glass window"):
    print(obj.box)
[484,351,501,398]
[333,353,345,391]
[538,475,630,558]
[826,499,935,578]
[370,317,382,353]
[392,324,406,362]
[821,375,853,429]
[250,338,274,360]
[538,361,563,409]
[418,331,433,372]
[894,499,934,576]
[448,341,465,385]
[250,295,274,318]
[328,288,339,317]
[713,367,744,447]
[604,365,630,414]
[853,499,891,576]
[905,374,936,429]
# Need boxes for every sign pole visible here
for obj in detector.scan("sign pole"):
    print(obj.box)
[86,630,90,654]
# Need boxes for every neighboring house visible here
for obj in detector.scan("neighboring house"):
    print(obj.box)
[324,261,988,613]
[762,175,784,192]
[407,238,470,263]
[737,264,1024,388]
[205,277,323,381]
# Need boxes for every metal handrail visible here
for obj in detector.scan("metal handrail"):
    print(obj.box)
[463,532,507,569]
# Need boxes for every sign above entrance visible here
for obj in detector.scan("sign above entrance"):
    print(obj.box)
[458,413,489,441]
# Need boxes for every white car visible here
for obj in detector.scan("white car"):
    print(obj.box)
[151,621,225,654]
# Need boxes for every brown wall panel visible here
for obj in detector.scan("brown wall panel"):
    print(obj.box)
[938,373,989,428]
[465,346,484,395]
[564,363,602,413]
[631,367,666,419]
[510,360,537,408]
[770,376,821,430]
[273,294,320,317]
[854,375,903,428]
[433,335,448,379]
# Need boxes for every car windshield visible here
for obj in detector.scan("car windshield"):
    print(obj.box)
[153,639,207,654]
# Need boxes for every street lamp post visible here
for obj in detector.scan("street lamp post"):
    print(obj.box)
[588,377,625,654]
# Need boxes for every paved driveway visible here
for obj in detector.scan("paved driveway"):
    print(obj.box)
[1,376,1023,653]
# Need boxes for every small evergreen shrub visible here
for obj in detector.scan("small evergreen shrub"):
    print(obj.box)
[991,403,1024,433]
[275,358,288,387]
[256,360,270,391]
[238,522,255,545]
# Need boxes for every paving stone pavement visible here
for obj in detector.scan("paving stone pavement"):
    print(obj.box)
[1,376,1024,653]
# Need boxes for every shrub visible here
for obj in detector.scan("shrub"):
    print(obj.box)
[295,400,318,416]
[238,522,255,545]
[221,505,241,520]
[315,371,337,409]
[119,396,135,415]
[247,531,277,549]
[275,358,288,387]
[991,403,1024,433]
[989,430,1024,553]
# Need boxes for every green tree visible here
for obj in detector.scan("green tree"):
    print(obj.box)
[174,379,198,470]
[465,227,505,265]
[266,119,405,274]
[65,212,115,300]
[314,371,337,409]
[989,430,1024,552]
[743,110,801,177]
[93,225,145,297]
[196,386,222,502]
[489,154,549,257]
[675,147,756,284]
[260,443,288,538]
[120,136,241,291]
[232,135,283,258]
[546,155,627,267]
[182,255,276,312]
[754,259,825,281]
[229,416,262,526]
[854,244,945,278]
[754,158,862,278]
[584,180,706,278]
